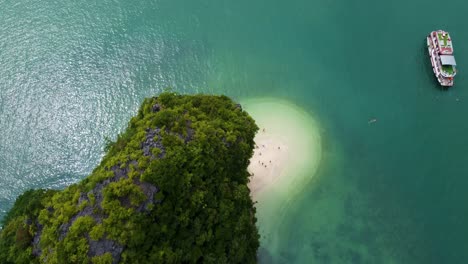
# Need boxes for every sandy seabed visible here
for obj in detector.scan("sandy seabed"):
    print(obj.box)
[241,98,322,202]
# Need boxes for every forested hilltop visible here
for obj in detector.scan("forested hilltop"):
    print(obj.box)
[0,93,260,264]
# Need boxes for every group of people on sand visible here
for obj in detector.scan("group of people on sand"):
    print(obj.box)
[252,128,281,172]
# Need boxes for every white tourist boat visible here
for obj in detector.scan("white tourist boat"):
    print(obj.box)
[426,30,457,87]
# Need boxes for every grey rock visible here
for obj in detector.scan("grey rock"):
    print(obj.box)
[142,128,166,158]
[88,238,123,264]
[152,103,161,112]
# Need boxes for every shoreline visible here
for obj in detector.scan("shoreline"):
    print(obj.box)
[242,98,322,201]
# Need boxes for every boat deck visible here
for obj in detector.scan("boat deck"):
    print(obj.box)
[434,31,453,54]
[442,65,454,75]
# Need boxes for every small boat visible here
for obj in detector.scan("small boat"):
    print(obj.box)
[426,30,457,87]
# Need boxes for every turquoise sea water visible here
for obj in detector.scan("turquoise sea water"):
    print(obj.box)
[1,0,468,262]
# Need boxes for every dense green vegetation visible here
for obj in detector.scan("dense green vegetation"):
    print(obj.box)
[0,93,260,263]
[0,189,56,264]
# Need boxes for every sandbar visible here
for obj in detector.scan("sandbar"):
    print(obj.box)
[241,98,322,201]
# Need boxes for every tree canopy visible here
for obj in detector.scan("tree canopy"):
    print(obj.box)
[0,93,260,263]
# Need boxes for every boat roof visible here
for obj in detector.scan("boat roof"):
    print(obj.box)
[440,55,457,66]
[435,31,454,54]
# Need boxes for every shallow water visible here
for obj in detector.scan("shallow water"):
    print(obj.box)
[1,0,468,262]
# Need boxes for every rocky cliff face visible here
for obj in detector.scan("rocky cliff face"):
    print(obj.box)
[33,103,177,263]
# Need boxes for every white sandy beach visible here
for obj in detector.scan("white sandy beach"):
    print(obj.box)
[242,98,322,201]
[247,129,290,195]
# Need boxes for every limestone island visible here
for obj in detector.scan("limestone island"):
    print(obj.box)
[0,94,322,264]
[0,93,260,263]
